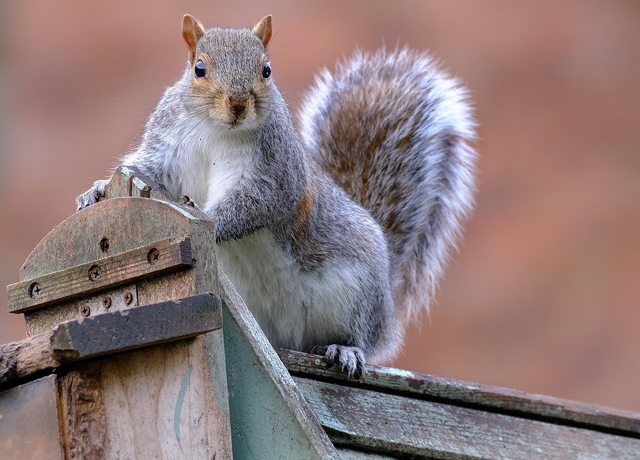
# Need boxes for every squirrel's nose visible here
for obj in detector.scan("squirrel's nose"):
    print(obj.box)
[228,95,248,117]
[229,104,246,117]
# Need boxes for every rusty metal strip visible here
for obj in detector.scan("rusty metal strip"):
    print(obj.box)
[7,238,192,314]
[51,293,221,360]
[0,293,221,389]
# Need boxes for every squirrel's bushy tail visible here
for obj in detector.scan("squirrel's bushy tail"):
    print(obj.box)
[300,47,477,324]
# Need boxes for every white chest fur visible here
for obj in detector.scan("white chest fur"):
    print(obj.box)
[156,117,256,208]
[217,229,359,352]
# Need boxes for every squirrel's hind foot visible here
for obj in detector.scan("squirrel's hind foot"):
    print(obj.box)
[312,344,366,379]
[76,179,109,211]
[180,195,199,209]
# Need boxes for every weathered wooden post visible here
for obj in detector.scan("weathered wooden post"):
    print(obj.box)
[1,166,231,459]
[2,166,640,459]
[0,166,338,459]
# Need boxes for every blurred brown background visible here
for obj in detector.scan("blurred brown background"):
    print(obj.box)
[1,1,639,412]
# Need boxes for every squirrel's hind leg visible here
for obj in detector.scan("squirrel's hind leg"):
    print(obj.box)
[312,344,366,379]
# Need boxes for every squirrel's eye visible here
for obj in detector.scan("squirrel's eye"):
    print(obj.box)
[262,62,271,79]
[194,59,206,78]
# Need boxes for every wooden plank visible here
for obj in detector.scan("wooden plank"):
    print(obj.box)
[71,336,233,459]
[58,363,106,459]
[0,331,59,387]
[0,294,221,389]
[0,375,64,460]
[7,238,192,314]
[218,271,340,460]
[295,377,640,460]
[338,449,397,460]
[278,349,640,437]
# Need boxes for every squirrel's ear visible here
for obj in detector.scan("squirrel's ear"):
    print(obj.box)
[182,14,206,62]
[253,15,272,48]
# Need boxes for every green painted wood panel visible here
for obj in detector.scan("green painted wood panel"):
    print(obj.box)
[219,271,340,460]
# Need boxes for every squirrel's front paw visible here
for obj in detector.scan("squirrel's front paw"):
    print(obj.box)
[312,345,366,379]
[76,179,109,211]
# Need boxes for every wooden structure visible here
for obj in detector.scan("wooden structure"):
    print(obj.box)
[2,166,640,459]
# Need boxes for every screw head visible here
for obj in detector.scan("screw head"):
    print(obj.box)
[28,282,41,299]
[124,292,133,305]
[88,265,101,281]
[147,248,159,265]
[102,296,112,309]
[80,305,91,317]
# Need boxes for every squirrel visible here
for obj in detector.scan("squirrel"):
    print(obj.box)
[76,14,477,378]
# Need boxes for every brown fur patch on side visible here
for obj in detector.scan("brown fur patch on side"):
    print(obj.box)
[295,187,314,234]
[290,186,326,270]
[318,80,421,257]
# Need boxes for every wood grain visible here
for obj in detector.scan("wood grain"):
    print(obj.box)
[96,336,232,459]
[58,363,106,460]
[278,349,640,437]
[7,238,192,314]
[295,377,640,460]
[0,331,59,387]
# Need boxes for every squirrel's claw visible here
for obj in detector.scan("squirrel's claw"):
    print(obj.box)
[76,179,109,211]
[312,344,366,379]
[180,194,198,208]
